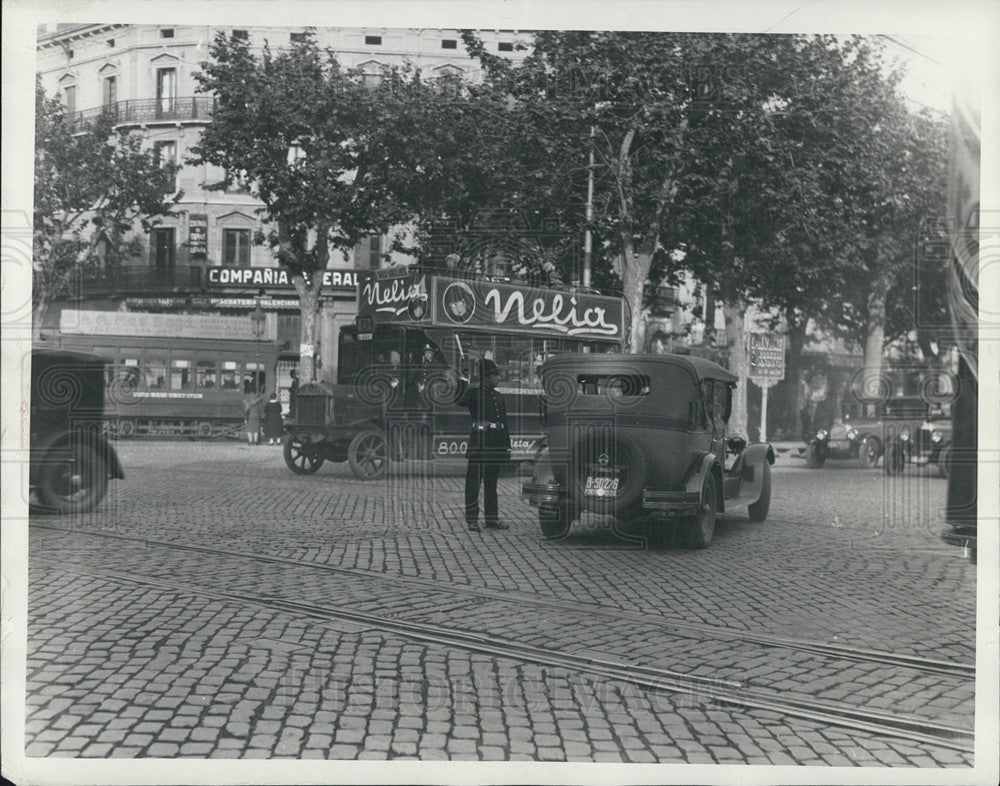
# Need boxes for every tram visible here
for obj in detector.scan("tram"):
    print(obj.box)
[285,268,627,479]
[43,310,281,438]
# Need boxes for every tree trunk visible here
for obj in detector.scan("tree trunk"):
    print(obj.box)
[293,273,324,383]
[721,299,749,437]
[784,318,808,439]
[862,267,892,412]
[620,245,653,353]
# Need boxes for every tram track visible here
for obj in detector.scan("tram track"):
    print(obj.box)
[33,555,975,754]
[31,522,975,680]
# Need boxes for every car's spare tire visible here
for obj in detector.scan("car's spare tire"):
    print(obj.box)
[568,427,647,514]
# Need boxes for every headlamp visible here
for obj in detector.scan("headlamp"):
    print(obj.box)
[931,430,943,443]
[816,429,828,440]
[847,428,859,441]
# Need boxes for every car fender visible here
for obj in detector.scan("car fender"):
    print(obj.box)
[31,430,124,481]
[684,452,723,511]
[727,442,773,506]
[530,445,557,486]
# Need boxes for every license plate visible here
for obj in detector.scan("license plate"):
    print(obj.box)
[585,475,619,497]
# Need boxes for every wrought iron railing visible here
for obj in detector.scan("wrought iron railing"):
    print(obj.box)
[68,97,215,131]
[47,265,204,295]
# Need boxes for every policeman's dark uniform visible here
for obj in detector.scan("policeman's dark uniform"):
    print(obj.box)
[456,359,510,531]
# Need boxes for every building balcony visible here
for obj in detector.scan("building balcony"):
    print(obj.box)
[68,97,214,131]
[44,265,204,297]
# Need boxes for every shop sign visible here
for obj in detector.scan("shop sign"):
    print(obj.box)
[188,214,208,256]
[431,276,624,340]
[748,333,786,381]
[357,268,429,323]
[61,309,277,342]
[206,266,359,290]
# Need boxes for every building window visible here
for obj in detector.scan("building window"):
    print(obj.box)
[223,228,252,267]
[156,68,176,116]
[498,42,514,52]
[153,140,176,168]
[161,28,175,38]
[107,39,115,48]
[441,39,457,49]
[152,228,176,274]
[290,32,307,43]
[66,49,74,60]
[103,75,117,108]
[232,29,248,40]
[62,85,76,114]
[360,62,386,89]
[365,35,382,45]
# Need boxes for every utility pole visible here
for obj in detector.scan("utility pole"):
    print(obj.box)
[583,124,595,289]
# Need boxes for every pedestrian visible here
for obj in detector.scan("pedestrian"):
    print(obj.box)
[243,393,263,445]
[456,358,511,532]
[288,369,299,420]
[263,393,284,445]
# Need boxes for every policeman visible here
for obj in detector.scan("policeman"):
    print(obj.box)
[456,359,511,532]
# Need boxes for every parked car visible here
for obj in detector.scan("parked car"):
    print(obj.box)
[806,396,947,475]
[30,349,124,513]
[522,354,774,548]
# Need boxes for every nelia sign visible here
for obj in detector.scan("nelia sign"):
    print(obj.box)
[432,277,623,341]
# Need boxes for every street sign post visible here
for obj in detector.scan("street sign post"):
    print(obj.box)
[747,333,786,443]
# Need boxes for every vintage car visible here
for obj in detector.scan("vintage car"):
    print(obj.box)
[522,354,774,548]
[806,395,949,475]
[30,349,124,513]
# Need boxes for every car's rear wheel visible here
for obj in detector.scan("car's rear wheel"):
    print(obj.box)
[805,443,825,469]
[858,436,881,468]
[538,504,572,540]
[37,442,108,514]
[884,442,906,476]
[684,474,718,549]
[748,461,771,522]
[284,435,325,475]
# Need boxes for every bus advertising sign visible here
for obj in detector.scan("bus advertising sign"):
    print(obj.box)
[748,333,786,381]
[357,268,430,324]
[431,276,624,341]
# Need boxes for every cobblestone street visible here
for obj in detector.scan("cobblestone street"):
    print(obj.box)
[22,440,976,768]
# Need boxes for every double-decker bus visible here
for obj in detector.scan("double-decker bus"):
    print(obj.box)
[284,268,628,479]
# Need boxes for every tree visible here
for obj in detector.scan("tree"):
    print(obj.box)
[192,32,471,382]
[33,80,180,339]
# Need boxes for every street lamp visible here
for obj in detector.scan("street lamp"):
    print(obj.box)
[251,294,266,395]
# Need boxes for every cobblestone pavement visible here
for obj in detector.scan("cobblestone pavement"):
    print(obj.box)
[23,441,976,766]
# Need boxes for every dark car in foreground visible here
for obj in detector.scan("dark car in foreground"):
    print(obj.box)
[523,354,774,549]
[30,349,124,513]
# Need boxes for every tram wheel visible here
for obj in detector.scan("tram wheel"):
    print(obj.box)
[197,421,214,438]
[283,435,325,475]
[118,420,136,438]
[348,430,387,480]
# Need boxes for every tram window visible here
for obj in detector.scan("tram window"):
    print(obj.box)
[196,359,218,389]
[220,360,240,390]
[120,356,141,391]
[244,363,265,394]
[146,358,167,390]
[170,359,192,390]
